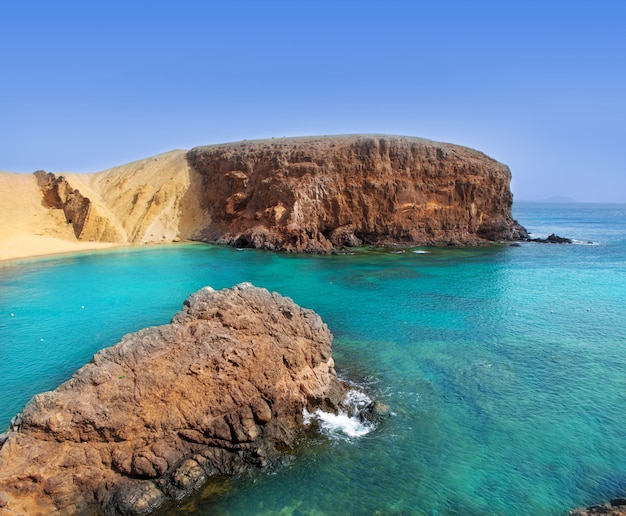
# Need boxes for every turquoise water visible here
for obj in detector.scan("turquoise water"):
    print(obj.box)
[1,202,625,515]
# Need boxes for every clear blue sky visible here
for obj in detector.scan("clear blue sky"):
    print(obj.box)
[1,0,624,201]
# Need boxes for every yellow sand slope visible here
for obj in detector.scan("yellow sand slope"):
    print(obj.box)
[0,150,208,261]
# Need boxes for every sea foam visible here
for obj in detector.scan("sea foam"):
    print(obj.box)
[303,389,374,439]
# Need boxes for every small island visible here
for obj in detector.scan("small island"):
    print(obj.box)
[0,284,383,514]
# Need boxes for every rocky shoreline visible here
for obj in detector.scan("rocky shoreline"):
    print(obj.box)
[0,284,384,514]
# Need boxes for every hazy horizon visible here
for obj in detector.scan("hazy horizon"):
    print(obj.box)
[1,1,624,202]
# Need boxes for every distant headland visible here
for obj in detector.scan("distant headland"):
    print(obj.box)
[0,135,528,260]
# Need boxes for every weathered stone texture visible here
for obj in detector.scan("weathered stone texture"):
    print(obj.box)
[187,135,527,252]
[0,284,347,514]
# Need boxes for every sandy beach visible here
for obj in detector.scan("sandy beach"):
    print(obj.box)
[0,172,115,262]
[0,150,201,262]
[0,233,115,262]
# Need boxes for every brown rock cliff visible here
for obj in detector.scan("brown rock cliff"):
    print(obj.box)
[0,284,348,515]
[188,135,527,252]
[1,135,527,258]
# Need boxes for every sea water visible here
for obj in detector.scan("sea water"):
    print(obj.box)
[0,202,625,515]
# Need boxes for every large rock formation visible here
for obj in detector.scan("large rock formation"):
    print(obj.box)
[0,135,528,259]
[0,284,349,514]
[188,135,527,252]
[35,170,120,241]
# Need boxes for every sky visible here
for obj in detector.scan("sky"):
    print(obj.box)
[1,0,625,202]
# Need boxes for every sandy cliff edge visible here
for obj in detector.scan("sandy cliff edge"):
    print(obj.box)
[0,172,114,261]
[0,150,207,261]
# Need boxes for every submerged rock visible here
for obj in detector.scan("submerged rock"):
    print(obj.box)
[357,400,391,424]
[570,498,626,515]
[0,284,351,514]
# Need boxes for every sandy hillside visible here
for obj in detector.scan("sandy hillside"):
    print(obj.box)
[0,172,113,261]
[0,150,208,262]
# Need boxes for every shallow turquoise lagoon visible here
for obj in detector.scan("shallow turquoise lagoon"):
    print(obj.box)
[1,203,625,515]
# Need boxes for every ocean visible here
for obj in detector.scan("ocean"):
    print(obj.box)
[1,202,625,515]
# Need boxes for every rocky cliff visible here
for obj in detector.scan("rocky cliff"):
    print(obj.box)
[188,135,527,252]
[0,284,350,514]
[0,135,527,259]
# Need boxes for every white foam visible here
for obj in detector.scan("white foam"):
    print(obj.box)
[303,389,375,439]
[344,388,372,409]
[412,250,430,254]
[303,408,374,438]
[572,239,599,246]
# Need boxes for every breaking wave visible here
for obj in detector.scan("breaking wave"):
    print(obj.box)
[303,389,375,439]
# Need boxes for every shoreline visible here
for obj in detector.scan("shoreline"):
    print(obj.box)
[0,237,222,265]
[0,234,118,263]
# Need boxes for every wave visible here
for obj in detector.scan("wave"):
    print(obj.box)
[303,389,375,439]
[412,250,430,254]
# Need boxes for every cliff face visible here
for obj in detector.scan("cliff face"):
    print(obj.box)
[35,170,121,241]
[1,135,527,259]
[0,284,348,515]
[187,135,527,252]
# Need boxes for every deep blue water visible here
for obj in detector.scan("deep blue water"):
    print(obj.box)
[1,202,625,515]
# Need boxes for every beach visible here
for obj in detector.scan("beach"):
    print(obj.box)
[0,172,114,261]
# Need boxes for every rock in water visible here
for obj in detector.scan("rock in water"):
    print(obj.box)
[187,135,528,252]
[0,284,349,514]
[530,233,573,244]
[570,499,626,515]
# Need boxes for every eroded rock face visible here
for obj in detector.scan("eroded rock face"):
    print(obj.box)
[187,135,528,252]
[22,136,528,253]
[34,170,125,242]
[0,284,348,515]
[35,170,93,240]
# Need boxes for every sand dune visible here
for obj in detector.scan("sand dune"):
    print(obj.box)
[0,150,208,261]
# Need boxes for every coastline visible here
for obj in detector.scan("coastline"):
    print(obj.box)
[1,202,625,514]
[0,233,117,263]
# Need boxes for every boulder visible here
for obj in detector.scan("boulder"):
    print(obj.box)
[0,284,350,514]
[357,400,391,424]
